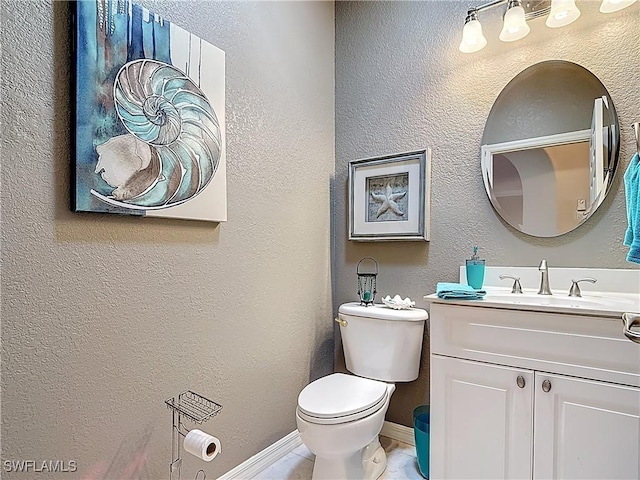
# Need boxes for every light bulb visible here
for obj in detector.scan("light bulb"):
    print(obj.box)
[499,3,530,42]
[459,18,487,53]
[546,0,581,27]
[599,0,637,13]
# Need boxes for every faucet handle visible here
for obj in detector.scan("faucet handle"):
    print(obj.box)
[568,278,597,297]
[499,275,523,294]
[539,259,548,270]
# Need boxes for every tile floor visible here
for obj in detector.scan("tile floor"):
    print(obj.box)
[251,436,424,480]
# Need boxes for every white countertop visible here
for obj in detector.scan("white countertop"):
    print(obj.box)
[424,266,639,318]
[424,287,639,318]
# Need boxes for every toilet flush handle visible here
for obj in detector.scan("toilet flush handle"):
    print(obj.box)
[334,317,348,327]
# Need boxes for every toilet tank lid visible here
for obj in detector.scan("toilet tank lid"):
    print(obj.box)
[339,302,428,321]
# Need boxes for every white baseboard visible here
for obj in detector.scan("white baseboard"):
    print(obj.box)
[381,421,415,446]
[217,421,413,479]
[217,430,302,480]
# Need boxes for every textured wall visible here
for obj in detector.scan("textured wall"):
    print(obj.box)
[1,1,334,478]
[335,0,640,427]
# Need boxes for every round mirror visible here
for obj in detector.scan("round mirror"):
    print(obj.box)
[481,60,619,237]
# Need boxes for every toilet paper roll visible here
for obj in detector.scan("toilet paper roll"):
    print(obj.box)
[183,429,222,462]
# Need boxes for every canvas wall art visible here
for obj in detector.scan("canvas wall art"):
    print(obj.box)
[73,0,226,222]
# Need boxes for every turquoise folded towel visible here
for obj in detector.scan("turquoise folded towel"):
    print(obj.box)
[436,282,486,300]
[623,153,640,264]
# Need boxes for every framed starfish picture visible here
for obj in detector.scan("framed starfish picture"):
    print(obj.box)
[348,149,431,241]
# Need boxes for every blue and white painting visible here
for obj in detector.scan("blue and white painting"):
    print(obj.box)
[74,0,226,222]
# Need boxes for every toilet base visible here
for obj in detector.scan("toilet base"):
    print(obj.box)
[311,438,387,480]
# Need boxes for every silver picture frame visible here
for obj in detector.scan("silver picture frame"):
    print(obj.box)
[349,149,431,241]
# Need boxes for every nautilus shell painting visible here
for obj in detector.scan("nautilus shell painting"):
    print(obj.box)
[73,0,226,222]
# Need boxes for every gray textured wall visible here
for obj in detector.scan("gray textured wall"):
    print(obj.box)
[1,1,334,478]
[335,1,640,427]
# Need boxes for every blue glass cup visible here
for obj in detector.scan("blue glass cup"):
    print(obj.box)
[466,259,486,290]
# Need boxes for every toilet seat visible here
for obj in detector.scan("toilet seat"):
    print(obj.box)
[297,373,389,425]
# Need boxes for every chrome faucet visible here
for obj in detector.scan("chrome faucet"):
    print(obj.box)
[538,260,552,295]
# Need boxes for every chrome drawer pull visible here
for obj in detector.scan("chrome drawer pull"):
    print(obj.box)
[516,375,526,388]
[542,379,552,393]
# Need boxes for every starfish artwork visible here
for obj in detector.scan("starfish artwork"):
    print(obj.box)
[351,150,429,240]
[371,184,407,218]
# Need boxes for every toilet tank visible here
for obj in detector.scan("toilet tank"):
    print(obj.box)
[338,302,428,382]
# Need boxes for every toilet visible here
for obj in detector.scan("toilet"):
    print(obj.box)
[296,302,428,480]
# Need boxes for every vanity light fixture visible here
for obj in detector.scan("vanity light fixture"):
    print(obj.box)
[499,0,531,42]
[459,0,545,53]
[599,0,638,13]
[459,9,488,53]
[459,0,637,53]
[546,0,581,28]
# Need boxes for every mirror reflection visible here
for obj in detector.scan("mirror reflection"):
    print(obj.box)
[481,60,619,237]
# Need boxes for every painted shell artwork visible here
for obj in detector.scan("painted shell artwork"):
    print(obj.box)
[92,59,221,210]
[74,0,226,222]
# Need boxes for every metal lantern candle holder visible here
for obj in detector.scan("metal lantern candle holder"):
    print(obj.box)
[357,257,378,306]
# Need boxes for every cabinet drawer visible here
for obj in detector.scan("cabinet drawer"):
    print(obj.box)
[430,303,640,387]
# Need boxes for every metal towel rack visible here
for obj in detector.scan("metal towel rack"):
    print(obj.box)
[632,122,640,156]
[622,313,640,344]
[624,125,640,345]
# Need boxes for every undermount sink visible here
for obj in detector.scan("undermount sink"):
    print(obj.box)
[479,289,639,315]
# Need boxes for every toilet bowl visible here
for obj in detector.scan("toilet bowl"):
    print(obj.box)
[296,373,396,480]
[296,303,428,480]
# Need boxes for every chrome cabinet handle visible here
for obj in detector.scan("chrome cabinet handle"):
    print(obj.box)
[542,379,552,393]
[334,317,347,327]
[622,313,640,344]
[568,277,597,297]
[516,375,526,388]
[500,275,523,294]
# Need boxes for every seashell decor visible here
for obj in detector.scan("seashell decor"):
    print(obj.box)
[109,59,222,209]
[74,1,227,222]
[381,295,415,310]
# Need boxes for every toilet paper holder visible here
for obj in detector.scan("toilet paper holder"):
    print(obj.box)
[165,390,222,480]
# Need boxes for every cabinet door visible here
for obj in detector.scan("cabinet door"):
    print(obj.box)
[430,354,533,479]
[534,373,640,480]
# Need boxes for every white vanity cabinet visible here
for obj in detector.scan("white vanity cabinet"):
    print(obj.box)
[430,355,534,479]
[533,373,640,480]
[429,302,640,480]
